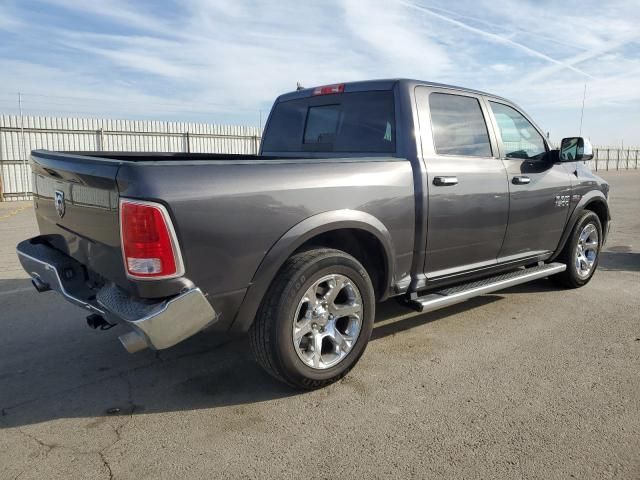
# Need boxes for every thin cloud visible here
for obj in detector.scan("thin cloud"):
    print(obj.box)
[519,35,640,85]
[38,0,170,33]
[343,0,452,77]
[0,4,23,31]
[402,0,594,79]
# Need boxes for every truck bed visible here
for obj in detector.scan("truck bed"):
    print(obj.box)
[28,149,416,334]
[56,151,277,162]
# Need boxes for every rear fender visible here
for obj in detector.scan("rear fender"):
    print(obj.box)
[230,209,395,332]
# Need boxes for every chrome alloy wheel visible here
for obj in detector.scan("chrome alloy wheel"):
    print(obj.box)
[576,223,599,278]
[292,274,363,370]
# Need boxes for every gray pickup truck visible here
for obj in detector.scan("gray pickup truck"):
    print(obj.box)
[17,79,610,389]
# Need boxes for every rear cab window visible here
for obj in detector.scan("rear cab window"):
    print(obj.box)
[262,91,396,154]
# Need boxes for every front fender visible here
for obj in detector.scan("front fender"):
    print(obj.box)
[229,209,395,332]
[550,190,610,261]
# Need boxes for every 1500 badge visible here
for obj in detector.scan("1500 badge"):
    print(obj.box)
[554,195,570,207]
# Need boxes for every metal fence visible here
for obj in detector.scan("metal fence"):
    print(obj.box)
[0,115,262,201]
[584,147,640,172]
[1,114,638,201]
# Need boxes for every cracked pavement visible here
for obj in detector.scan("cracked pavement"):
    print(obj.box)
[1,171,639,479]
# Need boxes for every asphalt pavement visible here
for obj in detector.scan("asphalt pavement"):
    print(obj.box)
[1,170,639,479]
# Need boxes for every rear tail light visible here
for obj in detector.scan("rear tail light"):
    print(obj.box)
[312,83,345,96]
[119,199,184,279]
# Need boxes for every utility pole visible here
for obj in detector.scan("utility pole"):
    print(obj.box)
[18,93,29,197]
[579,83,587,136]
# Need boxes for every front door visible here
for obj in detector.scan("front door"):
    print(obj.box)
[486,100,572,261]
[415,88,509,278]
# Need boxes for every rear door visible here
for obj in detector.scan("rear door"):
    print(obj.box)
[415,87,509,278]
[485,100,572,261]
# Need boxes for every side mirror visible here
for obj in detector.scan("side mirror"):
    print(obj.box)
[560,137,593,162]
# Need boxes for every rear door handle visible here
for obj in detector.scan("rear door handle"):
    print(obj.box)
[512,176,531,185]
[433,176,458,186]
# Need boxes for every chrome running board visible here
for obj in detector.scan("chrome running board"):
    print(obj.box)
[410,263,566,313]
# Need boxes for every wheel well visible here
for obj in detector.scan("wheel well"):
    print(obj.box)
[583,200,608,232]
[294,229,389,300]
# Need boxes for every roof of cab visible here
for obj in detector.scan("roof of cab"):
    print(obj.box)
[276,78,510,103]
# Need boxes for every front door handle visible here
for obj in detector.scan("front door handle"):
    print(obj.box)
[512,176,531,185]
[433,176,458,186]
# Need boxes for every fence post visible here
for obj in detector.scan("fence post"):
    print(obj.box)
[18,93,29,199]
[627,148,630,170]
[606,149,609,171]
[636,149,639,169]
[0,123,3,201]
[185,131,190,153]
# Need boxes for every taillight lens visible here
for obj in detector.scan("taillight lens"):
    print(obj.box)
[119,200,183,279]
[312,83,345,95]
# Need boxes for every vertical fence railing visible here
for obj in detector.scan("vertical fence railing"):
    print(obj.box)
[587,147,640,173]
[0,114,638,201]
[0,115,263,201]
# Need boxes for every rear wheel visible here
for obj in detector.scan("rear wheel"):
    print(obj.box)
[554,211,602,288]
[249,248,375,389]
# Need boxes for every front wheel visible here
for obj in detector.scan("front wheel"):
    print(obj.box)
[554,210,602,288]
[249,248,375,389]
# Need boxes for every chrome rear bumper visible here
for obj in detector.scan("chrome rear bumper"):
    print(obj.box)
[16,238,217,352]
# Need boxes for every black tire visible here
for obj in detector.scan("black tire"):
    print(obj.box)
[553,210,602,288]
[249,248,375,390]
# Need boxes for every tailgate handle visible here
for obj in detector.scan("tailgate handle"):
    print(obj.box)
[44,168,62,179]
[433,176,458,186]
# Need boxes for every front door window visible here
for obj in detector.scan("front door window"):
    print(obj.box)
[489,102,546,160]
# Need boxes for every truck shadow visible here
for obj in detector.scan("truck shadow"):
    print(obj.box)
[0,279,507,429]
[599,251,640,272]
[371,295,500,340]
[0,259,630,429]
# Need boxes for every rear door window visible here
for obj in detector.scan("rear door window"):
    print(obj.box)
[262,91,396,153]
[429,93,492,157]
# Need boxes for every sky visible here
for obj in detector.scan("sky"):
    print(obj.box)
[0,0,639,146]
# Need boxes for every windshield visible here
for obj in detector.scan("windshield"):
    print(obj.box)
[262,90,396,154]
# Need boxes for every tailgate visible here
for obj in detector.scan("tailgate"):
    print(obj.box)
[30,150,126,286]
